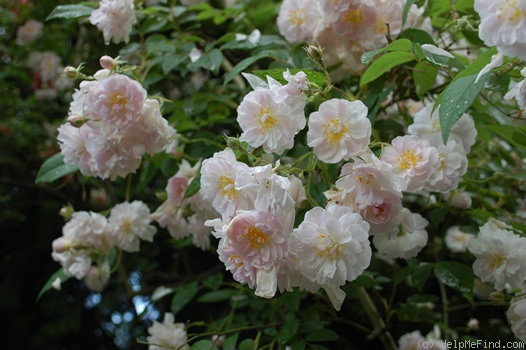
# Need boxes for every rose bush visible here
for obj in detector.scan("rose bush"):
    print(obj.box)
[3,0,526,349]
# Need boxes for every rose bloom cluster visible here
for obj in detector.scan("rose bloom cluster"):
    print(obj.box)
[51,200,156,292]
[90,0,137,44]
[195,65,481,310]
[57,56,176,180]
[277,0,431,76]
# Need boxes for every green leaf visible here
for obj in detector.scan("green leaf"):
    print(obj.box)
[434,261,474,297]
[239,339,255,350]
[171,281,199,315]
[361,38,412,65]
[420,44,465,70]
[487,125,526,152]
[37,268,68,301]
[438,73,487,143]
[46,4,94,21]
[184,171,201,199]
[305,329,339,342]
[413,62,438,100]
[411,263,433,291]
[222,334,239,350]
[223,50,288,86]
[190,340,219,350]
[197,49,223,75]
[360,51,415,86]
[197,289,237,303]
[35,153,79,184]
[278,318,299,344]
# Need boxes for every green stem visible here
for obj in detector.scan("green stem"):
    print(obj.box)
[356,287,397,350]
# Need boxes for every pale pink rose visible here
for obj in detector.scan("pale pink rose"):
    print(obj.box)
[504,67,526,109]
[89,0,137,44]
[475,0,526,59]
[467,218,526,291]
[200,148,252,220]
[237,86,306,154]
[423,140,468,193]
[107,201,157,252]
[289,203,371,287]
[335,151,403,209]
[283,69,309,95]
[134,99,177,155]
[277,0,319,44]
[57,123,98,177]
[16,19,43,45]
[84,260,111,292]
[507,295,526,342]
[373,208,429,261]
[226,210,288,270]
[86,74,146,128]
[147,313,189,350]
[307,98,371,163]
[445,226,474,253]
[408,104,477,153]
[381,135,439,192]
[218,237,257,288]
[360,191,403,235]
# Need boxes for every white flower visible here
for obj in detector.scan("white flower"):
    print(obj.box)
[200,148,252,220]
[373,209,429,261]
[277,0,319,44]
[108,201,157,252]
[84,260,111,292]
[474,0,526,59]
[16,19,43,45]
[504,67,526,109]
[507,295,526,342]
[398,330,426,350]
[147,313,189,350]
[445,226,475,253]
[89,0,137,44]
[288,203,371,288]
[467,218,526,291]
[423,139,468,193]
[381,135,439,192]
[237,85,306,154]
[408,103,477,153]
[307,98,371,163]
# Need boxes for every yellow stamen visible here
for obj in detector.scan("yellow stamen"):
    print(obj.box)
[397,150,421,170]
[323,118,349,145]
[316,233,342,260]
[289,9,304,26]
[487,252,506,272]
[257,106,278,130]
[245,226,268,250]
[218,175,237,200]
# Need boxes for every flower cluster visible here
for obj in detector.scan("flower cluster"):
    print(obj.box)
[57,57,176,180]
[146,312,189,350]
[51,200,156,291]
[26,51,72,100]
[277,0,429,76]
[89,0,137,44]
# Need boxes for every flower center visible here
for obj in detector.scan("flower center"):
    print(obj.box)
[289,9,304,26]
[397,150,421,170]
[316,233,342,260]
[109,92,128,110]
[344,6,364,24]
[498,0,525,23]
[323,118,348,145]
[245,226,268,250]
[218,175,237,200]
[257,106,278,130]
[487,252,506,272]
[122,218,133,233]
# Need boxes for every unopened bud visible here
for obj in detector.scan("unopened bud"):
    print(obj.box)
[467,318,479,331]
[66,114,86,127]
[488,291,506,304]
[306,44,324,64]
[99,55,116,70]
[59,204,74,219]
[63,66,79,80]
[211,335,224,347]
